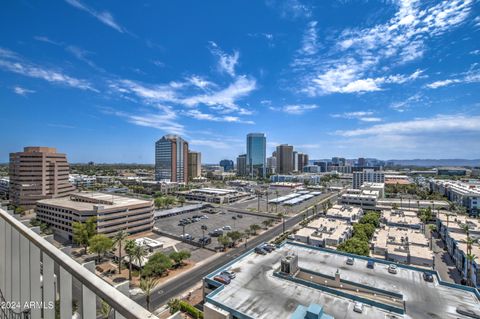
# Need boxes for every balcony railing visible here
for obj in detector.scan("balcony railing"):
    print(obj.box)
[0,205,159,319]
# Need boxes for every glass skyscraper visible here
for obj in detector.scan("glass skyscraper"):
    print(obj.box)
[246,133,266,177]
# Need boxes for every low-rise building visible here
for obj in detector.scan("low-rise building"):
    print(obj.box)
[430,179,480,215]
[360,182,385,198]
[436,212,480,286]
[372,226,433,267]
[270,174,322,185]
[381,209,422,229]
[295,218,353,247]
[0,177,9,198]
[69,174,97,188]
[36,192,154,241]
[176,187,249,204]
[325,205,363,223]
[141,180,180,195]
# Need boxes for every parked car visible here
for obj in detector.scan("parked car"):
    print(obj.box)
[214,275,231,285]
[237,214,243,218]
[346,257,355,265]
[180,234,193,240]
[223,225,232,230]
[221,270,236,279]
[367,259,375,269]
[262,245,274,252]
[423,272,434,282]
[264,243,276,250]
[255,247,267,255]
[353,302,364,313]
[198,236,211,245]
[388,264,398,274]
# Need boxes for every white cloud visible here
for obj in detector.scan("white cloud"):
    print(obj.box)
[331,111,382,122]
[13,86,35,96]
[336,114,480,137]
[275,104,319,115]
[208,41,239,77]
[293,0,473,96]
[389,93,422,112]
[65,0,125,33]
[300,21,318,55]
[33,36,61,45]
[0,48,95,91]
[186,75,216,89]
[426,66,480,89]
[267,0,312,20]
[65,45,101,70]
[184,110,254,124]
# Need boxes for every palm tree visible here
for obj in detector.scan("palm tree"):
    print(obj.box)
[167,299,180,314]
[134,244,148,269]
[140,277,160,311]
[113,230,128,274]
[124,239,137,281]
[466,253,477,287]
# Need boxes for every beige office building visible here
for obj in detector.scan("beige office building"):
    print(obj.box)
[36,192,154,241]
[188,151,202,180]
[9,146,75,210]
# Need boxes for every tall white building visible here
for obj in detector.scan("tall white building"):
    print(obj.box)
[352,169,385,189]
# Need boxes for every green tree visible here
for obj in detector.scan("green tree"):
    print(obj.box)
[167,299,181,314]
[227,231,242,246]
[124,239,137,280]
[359,212,380,228]
[142,252,173,277]
[140,277,160,311]
[113,230,128,274]
[133,244,148,269]
[353,223,376,241]
[337,237,370,256]
[154,197,166,209]
[89,234,114,264]
[169,250,191,268]
[217,235,232,250]
[249,224,261,235]
[72,217,97,254]
[177,196,186,207]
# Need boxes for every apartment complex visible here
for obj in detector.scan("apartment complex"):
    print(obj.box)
[371,226,433,267]
[36,192,154,241]
[155,135,189,183]
[187,151,202,180]
[352,169,385,189]
[9,146,75,210]
[430,179,480,215]
[295,218,353,248]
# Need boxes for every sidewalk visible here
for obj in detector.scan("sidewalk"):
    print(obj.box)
[432,234,463,284]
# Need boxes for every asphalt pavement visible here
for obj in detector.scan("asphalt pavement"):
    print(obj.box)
[133,192,339,310]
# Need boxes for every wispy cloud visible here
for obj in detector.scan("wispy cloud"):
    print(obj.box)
[13,86,35,96]
[267,0,312,20]
[426,65,480,89]
[65,0,125,33]
[336,114,480,137]
[331,111,382,122]
[65,45,102,70]
[300,21,318,55]
[292,0,473,96]
[0,47,96,91]
[103,106,185,135]
[185,110,254,124]
[389,93,423,112]
[278,104,319,115]
[208,41,239,77]
[33,36,61,45]
[47,123,76,129]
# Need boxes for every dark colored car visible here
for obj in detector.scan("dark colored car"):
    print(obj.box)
[255,247,267,255]
[214,275,231,285]
[262,245,274,253]
[423,272,434,282]
[367,259,375,269]
[198,236,211,245]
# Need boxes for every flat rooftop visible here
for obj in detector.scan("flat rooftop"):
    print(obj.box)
[37,192,151,210]
[206,242,480,319]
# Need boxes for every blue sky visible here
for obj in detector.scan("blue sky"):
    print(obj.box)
[1,0,480,163]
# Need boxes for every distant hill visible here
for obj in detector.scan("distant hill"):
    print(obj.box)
[387,159,480,167]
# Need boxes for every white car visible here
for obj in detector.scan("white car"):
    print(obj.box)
[388,264,398,274]
[353,302,364,313]
[223,225,232,230]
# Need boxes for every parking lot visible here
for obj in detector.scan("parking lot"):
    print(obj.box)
[155,209,274,249]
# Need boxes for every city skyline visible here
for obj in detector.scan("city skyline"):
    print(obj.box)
[2,1,480,163]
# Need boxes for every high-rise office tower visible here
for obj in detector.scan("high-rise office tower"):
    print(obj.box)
[219,159,234,172]
[276,144,293,174]
[188,151,201,180]
[297,153,309,172]
[267,156,277,174]
[155,134,189,183]
[9,146,75,210]
[246,133,266,177]
[236,154,247,176]
[358,157,366,167]
[293,151,298,171]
